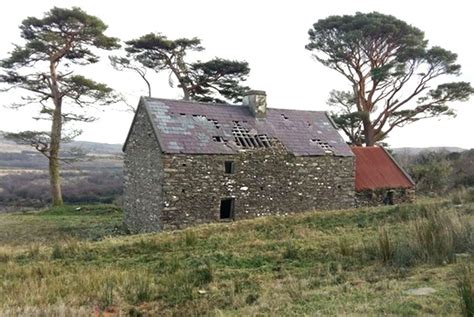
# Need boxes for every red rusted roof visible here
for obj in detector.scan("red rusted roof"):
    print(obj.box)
[352,146,415,191]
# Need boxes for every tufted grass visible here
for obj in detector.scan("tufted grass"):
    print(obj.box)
[0,198,473,315]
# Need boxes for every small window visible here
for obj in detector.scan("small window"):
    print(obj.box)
[220,198,235,220]
[224,161,235,174]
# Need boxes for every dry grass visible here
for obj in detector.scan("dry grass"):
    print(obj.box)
[0,199,473,315]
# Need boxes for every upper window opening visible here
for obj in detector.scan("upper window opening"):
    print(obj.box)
[224,161,235,174]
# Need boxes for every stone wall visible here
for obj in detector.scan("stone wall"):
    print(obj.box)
[123,105,164,233]
[159,142,355,230]
[355,188,415,207]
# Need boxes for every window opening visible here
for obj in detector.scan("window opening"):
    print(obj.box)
[220,198,235,219]
[224,161,235,174]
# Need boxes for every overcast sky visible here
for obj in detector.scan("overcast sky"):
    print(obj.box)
[0,0,473,148]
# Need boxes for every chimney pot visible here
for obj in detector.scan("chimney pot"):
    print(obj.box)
[243,90,267,118]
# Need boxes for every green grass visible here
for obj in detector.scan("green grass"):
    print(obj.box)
[0,200,473,316]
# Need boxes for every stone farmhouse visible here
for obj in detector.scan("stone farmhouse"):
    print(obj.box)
[123,91,358,232]
[123,91,415,233]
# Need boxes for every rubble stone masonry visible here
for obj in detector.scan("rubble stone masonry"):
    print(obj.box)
[124,105,355,232]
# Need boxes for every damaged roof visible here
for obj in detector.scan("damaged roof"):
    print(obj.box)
[132,97,353,157]
[353,147,415,191]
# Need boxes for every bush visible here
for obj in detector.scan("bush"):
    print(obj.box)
[377,227,394,264]
[121,272,157,305]
[452,188,474,205]
[458,265,474,317]
[51,244,65,259]
[192,260,214,286]
[98,279,115,310]
[413,210,456,264]
[374,206,473,268]
[338,236,354,257]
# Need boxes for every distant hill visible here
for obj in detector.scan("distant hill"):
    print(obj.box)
[0,132,122,156]
[64,140,123,155]
[391,147,466,156]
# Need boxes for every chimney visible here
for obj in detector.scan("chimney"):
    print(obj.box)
[243,90,267,118]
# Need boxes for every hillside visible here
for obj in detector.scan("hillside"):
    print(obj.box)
[0,133,123,211]
[1,194,473,315]
[391,147,466,156]
[0,133,123,155]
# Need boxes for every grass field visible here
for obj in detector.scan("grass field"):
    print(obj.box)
[0,193,474,316]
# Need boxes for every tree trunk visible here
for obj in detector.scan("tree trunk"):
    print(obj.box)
[175,54,191,100]
[49,61,64,206]
[182,87,190,100]
[363,119,376,146]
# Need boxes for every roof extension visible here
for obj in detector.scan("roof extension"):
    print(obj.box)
[133,97,353,157]
[353,146,415,191]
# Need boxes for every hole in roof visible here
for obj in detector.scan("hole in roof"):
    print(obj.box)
[310,138,334,154]
[281,114,289,120]
[232,121,272,149]
[179,113,186,116]
[212,136,227,143]
[207,118,221,129]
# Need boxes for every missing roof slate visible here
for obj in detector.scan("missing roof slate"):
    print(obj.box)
[311,138,334,154]
[232,121,272,148]
[140,98,354,156]
[207,118,221,129]
[212,136,227,143]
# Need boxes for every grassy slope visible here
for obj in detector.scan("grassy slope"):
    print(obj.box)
[0,200,473,316]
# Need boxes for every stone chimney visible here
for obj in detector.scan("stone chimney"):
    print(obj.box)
[243,90,267,118]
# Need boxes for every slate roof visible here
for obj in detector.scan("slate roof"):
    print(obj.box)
[131,97,353,157]
[353,147,415,191]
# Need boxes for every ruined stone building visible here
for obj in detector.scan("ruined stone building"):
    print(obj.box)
[123,91,356,232]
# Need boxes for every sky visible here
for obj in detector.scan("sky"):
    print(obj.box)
[0,0,473,148]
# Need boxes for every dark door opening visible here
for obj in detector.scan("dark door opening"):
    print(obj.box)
[220,198,235,220]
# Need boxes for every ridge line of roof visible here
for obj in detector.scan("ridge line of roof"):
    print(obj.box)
[142,96,329,114]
